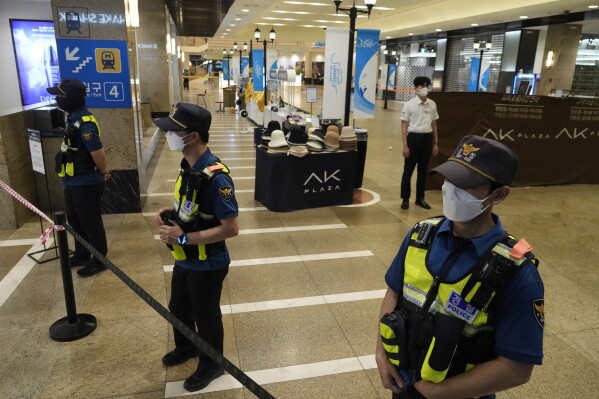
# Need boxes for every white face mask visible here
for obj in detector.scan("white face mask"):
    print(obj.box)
[165,131,193,151]
[416,87,429,97]
[442,181,496,222]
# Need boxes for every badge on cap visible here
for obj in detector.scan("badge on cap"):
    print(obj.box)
[532,299,544,328]
[219,186,233,202]
[462,143,480,156]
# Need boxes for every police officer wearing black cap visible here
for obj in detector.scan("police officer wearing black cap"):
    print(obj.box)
[154,103,239,392]
[47,78,110,278]
[376,135,544,399]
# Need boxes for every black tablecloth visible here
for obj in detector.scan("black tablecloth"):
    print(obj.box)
[254,148,357,212]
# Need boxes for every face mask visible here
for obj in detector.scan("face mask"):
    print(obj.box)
[56,96,85,114]
[442,181,496,222]
[165,131,193,151]
[416,87,429,97]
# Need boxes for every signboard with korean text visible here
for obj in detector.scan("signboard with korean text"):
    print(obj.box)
[428,93,599,188]
[56,38,131,108]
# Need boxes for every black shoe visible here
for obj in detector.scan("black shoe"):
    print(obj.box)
[183,367,225,392]
[415,199,431,209]
[76,263,107,277]
[69,255,90,267]
[162,347,200,367]
[401,200,409,210]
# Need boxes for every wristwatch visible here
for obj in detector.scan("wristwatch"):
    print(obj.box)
[177,233,188,245]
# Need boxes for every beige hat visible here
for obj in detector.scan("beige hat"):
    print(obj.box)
[327,125,340,134]
[268,130,289,148]
[324,131,340,151]
[340,126,356,140]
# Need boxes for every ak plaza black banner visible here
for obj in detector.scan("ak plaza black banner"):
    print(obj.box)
[427,92,599,189]
[255,148,357,212]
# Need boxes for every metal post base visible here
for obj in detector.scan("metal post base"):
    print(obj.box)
[49,313,97,342]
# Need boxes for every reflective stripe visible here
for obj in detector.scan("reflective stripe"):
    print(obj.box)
[380,322,396,340]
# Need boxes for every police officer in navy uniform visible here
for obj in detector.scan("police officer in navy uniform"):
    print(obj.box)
[47,78,110,278]
[154,103,239,392]
[376,135,544,399]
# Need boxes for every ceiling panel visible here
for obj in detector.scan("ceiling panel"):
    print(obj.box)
[165,0,235,37]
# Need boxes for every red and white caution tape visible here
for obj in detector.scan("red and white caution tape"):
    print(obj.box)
[0,179,63,244]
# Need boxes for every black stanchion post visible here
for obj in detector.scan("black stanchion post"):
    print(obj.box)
[49,211,97,342]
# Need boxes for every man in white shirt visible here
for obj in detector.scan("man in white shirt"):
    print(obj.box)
[399,77,439,210]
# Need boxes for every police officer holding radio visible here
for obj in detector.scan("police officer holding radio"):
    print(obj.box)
[376,135,544,399]
[47,78,110,278]
[154,103,239,392]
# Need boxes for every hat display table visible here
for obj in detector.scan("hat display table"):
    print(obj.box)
[254,147,357,212]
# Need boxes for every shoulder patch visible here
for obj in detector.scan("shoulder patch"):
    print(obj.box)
[532,299,544,329]
[219,186,233,202]
[82,131,93,141]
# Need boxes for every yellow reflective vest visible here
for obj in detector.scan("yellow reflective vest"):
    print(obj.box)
[167,162,230,262]
[401,217,537,385]
[56,114,100,177]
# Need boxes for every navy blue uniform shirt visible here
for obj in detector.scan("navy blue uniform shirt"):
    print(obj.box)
[385,214,544,366]
[62,107,104,186]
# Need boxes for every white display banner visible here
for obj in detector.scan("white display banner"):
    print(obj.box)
[232,55,240,83]
[266,49,278,73]
[323,27,349,120]
[354,29,380,119]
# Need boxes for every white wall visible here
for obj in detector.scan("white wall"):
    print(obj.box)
[0,0,53,117]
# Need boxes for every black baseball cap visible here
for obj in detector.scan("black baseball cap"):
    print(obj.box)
[47,78,87,97]
[430,135,519,189]
[154,102,211,133]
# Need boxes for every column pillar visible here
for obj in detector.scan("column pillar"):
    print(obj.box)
[51,0,141,213]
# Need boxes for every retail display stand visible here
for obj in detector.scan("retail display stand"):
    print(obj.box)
[254,147,357,212]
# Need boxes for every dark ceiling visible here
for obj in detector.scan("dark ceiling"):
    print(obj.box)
[164,0,234,37]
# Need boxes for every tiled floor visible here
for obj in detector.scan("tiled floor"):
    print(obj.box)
[1,81,598,398]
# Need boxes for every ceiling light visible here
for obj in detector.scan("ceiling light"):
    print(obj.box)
[230,24,236,26]
[225,28,231,31]
[273,10,311,14]
[519,15,528,19]
[355,5,394,11]
[435,28,442,32]
[386,36,391,39]
[471,23,479,26]
[589,5,599,8]
[263,17,297,21]
[284,1,328,5]
[235,17,242,20]
[241,9,250,13]
[408,33,413,35]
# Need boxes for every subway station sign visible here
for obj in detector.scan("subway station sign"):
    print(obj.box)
[56,38,131,108]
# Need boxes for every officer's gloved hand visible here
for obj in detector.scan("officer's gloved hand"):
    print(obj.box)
[398,385,427,399]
